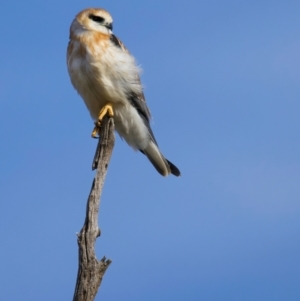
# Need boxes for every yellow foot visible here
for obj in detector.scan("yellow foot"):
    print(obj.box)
[91,103,114,138]
[91,122,100,138]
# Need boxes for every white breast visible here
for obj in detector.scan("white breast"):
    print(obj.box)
[68,34,150,151]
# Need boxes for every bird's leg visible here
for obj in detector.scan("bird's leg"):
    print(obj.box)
[91,103,114,138]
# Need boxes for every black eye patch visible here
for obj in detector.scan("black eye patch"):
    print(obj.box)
[89,14,105,23]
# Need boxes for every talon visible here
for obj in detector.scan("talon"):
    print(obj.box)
[91,130,98,138]
[91,104,114,138]
[91,122,100,138]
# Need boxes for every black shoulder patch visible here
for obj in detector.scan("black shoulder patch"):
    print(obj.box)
[110,34,122,48]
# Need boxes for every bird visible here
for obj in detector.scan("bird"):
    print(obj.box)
[67,8,180,177]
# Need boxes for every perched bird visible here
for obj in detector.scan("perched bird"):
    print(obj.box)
[67,8,180,177]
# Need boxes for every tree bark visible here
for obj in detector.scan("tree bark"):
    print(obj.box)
[73,117,114,301]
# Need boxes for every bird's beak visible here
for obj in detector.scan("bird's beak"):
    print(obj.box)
[105,23,113,31]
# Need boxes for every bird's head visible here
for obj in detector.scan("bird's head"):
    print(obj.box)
[71,8,113,36]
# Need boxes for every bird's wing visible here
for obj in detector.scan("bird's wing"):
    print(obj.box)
[110,34,152,123]
[109,34,180,176]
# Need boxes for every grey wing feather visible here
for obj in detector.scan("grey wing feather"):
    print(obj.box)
[127,90,157,145]
[110,34,153,136]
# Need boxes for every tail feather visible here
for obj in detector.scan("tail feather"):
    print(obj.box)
[166,159,181,177]
[142,141,180,177]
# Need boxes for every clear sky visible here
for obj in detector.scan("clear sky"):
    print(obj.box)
[1,0,300,300]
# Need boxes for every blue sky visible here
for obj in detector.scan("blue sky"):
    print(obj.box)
[1,0,300,300]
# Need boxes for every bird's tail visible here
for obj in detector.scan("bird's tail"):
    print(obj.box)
[143,141,180,177]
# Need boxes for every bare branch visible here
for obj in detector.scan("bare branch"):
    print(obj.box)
[73,117,115,301]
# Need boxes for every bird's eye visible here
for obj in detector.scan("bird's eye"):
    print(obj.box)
[89,15,105,23]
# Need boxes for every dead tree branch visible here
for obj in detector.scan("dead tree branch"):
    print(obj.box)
[73,117,115,301]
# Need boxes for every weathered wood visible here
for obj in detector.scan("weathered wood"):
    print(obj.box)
[73,117,114,301]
